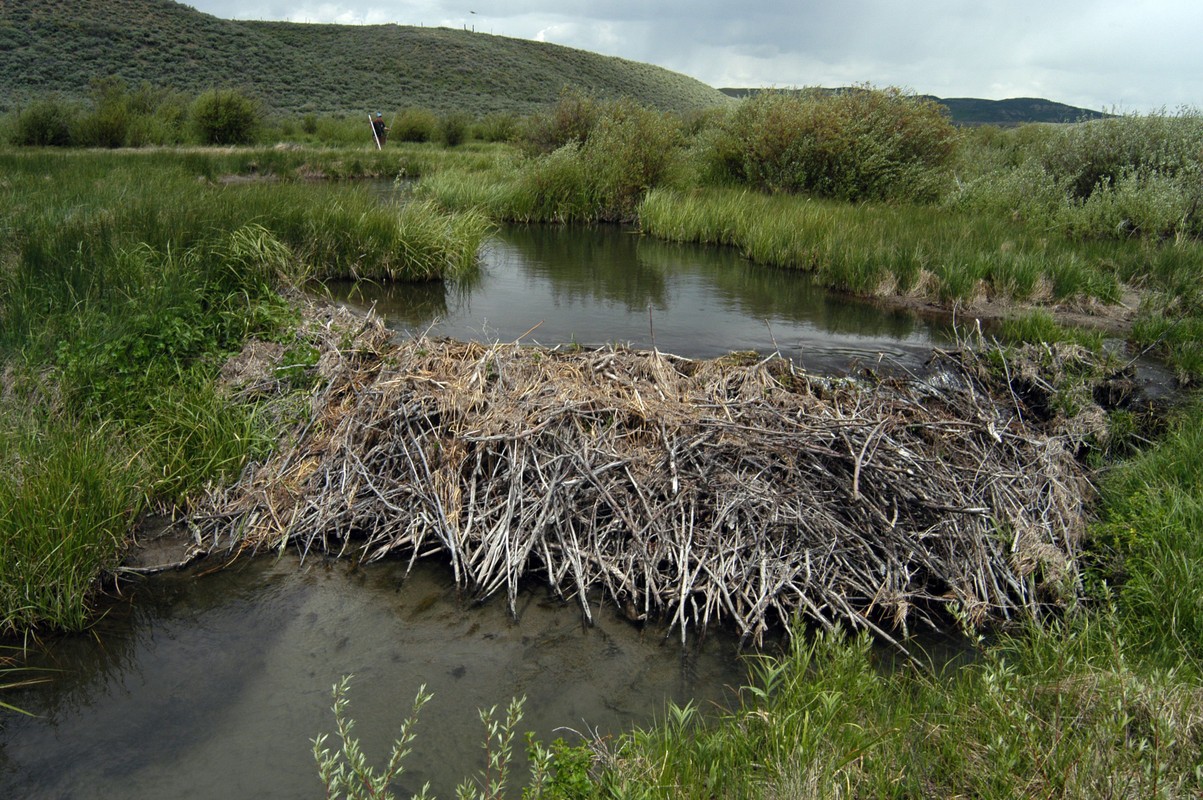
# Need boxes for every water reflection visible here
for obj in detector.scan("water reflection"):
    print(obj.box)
[321,224,953,374]
[0,556,747,800]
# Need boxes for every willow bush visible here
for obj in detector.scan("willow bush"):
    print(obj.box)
[517,86,601,157]
[949,111,1203,241]
[705,86,959,202]
[1039,110,1203,201]
[7,95,76,146]
[191,87,260,145]
[392,107,439,143]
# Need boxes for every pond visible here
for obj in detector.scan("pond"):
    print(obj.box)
[321,223,955,373]
[0,557,748,799]
[1,224,960,799]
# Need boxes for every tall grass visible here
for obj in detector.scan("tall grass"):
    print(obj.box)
[594,605,1203,797]
[0,148,492,632]
[638,187,1134,304]
[1093,401,1203,667]
[0,412,140,633]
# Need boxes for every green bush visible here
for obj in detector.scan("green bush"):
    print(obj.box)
[517,86,600,156]
[948,113,1203,241]
[72,76,133,148]
[438,111,472,147]
[944,159,1067,226]
[1039,111,1203,200]
[504,98,684,223]
[392,107,438,143]
[1060,164,1203,240]
[191,88,259,145]
[581,98,683,220]
[711,86,959,202]
[9,97,76,146]
[474,111,520,143]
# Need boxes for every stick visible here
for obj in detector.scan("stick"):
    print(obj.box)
[368,113,381,150]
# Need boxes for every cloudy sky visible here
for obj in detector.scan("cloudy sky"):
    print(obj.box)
[182,1,1201,113]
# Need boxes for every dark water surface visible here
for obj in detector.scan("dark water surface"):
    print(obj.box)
[323,224,954,372]
[0,557,748,799]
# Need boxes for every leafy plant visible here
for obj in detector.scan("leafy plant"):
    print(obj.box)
[191,87,259,145]
[9,96,76,146]
[439,112,473,147]
[393,108,439,143]
[711,86,959,202]
[312,676,434,800]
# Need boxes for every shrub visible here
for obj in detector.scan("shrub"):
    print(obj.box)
[1059,164,1203,240]
[438,111,472,147]
[517,86,600,156]
[474,111,520,143]
[1039,110,1203,200]
[943,159,1067,227]
[72,77,132,148]
[712,86,959,202]
[191,88,259,145]
[507,98,684,222]
[581,98,683,220]
[392,108,438,143]
[9,97,76,146]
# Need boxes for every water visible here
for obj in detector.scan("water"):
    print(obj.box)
[0,224,957,799]
[0,556,748,799]
[322,223,954,372]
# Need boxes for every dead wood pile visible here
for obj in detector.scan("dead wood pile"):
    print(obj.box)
[195,306,1093,646]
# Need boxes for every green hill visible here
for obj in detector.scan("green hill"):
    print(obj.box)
[0,0,733,116]
[719,88,1108,126]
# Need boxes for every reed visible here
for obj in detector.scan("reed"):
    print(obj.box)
[639,187,1137,305]
[586,611,1202,799]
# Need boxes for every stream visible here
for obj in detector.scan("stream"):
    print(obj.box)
[2,224,964,799]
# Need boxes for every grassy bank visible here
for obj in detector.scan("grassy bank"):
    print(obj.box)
[0,146,491,633]
[2,103,1201,795]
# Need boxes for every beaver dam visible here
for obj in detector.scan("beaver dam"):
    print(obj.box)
[193,302,1104,648]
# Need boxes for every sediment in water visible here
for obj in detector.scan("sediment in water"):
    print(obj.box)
[193,300,1099,647]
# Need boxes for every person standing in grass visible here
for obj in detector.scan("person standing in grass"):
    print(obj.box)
[372,112,389,146]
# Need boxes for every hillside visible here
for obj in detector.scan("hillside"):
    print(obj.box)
[719,88,1108,126]
[926,96,1109,125]
[0,0,733,116]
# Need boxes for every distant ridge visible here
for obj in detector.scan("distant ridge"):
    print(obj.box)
[719,88,1108,126]
[0,0,732,115]
[926,96,1109,125]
